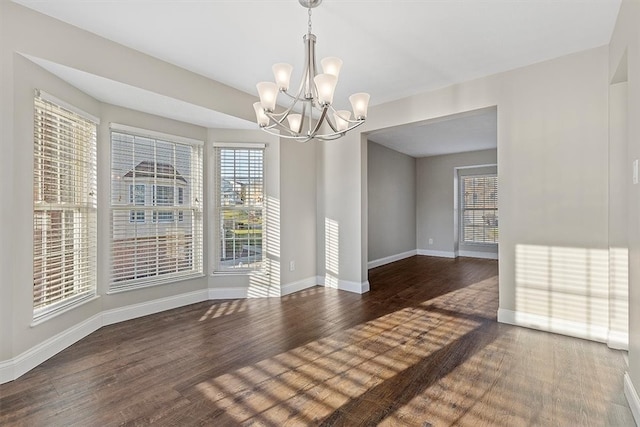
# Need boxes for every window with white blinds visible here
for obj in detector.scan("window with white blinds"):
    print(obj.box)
[33,91,98,320]
[110,126,203,291]
[214,145,264,272]
[461,175,498,244]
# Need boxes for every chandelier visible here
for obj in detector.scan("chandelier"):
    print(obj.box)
[253,0,370,143]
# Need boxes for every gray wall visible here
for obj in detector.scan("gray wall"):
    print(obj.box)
[610,0,640,409]
[367,141,416,264]
[416,150,497,256]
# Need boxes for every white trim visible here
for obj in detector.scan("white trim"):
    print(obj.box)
[110,123,204,146]
[36,89,101,124]
[1,277,362,385]
[454,163,497,171]
[417,249,456,258]
[208,287,250,300]
[625,372,640,426]
[368,250,417,269]
[213,142,266,149]
[1,290,208,385]
[497,308,608,343]
[607,330,629,350]
[457,250,498,260]
[102,290,208,326]
[0,313,103,385]
[281,277,319,296]
[321,277,370,294]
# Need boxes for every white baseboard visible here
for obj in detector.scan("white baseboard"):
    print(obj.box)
[0,273,367,385]
[208,287,249,300]
[624,372,640,426]
[0,313,103,385]
[281,276,318,296]
[417,249,456,258]
[319,275,369,294]
[607,330,629,351]
[338,279,369,294]
[103,290,208,326]
[497,308,608,343]
[457,250,498,260]
[368,250,417,269]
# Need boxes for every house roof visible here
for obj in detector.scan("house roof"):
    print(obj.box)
[123,161,187,184]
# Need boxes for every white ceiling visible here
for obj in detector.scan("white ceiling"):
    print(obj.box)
[13,0,620,156]
[369,107,497,158]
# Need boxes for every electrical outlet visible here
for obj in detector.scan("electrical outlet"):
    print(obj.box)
[289,260,295,271]
[634,159,639,185]
[428,238,434,245]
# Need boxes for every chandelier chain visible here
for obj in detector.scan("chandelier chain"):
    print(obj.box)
[308,8,312,34]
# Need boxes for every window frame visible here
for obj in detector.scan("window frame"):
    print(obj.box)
[32,90,99,322]
[109,124,204,292]
[459,173,498,246]
[213,143,266,274]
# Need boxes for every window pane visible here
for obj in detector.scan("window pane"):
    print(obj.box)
[461,175,498,244]
[110,130,203,290]
[33,93,97,319]
[216,148,264,271]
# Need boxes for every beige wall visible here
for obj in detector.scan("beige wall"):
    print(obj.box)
[353,45,610,338]
[367,141,416,263]
[610,0,640,408]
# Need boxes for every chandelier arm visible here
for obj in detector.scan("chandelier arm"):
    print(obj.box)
[297,101,307,134]
[308,105,329,136]
[326,104,365,124]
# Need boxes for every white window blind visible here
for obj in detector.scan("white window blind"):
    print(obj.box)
[461,175,498,244]
[110,127,203,291]
[33,91,98,320]
[214,146,264,271]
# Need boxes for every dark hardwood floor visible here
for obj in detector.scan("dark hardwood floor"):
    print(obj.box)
[0,256,634,426]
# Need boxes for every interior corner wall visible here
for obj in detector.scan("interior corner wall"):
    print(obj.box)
[279,139,317,288]
[367,141,416,265]
[359,44,609,340]
[317,131,366,291]
[416,149,497,257]
[610,0,640,411]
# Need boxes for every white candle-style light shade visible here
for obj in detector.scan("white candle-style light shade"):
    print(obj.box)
[287,114,302,133]
[272,63,293,91]
[349,92,370,120]
[321,57,343,79]
[256,82,279,112]
[334,110,351,132]
[314,74,338,105]
[253,102,269,127]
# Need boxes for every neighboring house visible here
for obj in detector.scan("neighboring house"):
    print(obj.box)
[115,161,189,237]
[112,161,193,282]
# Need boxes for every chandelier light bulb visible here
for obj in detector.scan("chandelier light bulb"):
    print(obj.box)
[314,73,338,105]
[321,57,343,79]
[334,110,351,132]
[287,114,303,133]
[256,82,278,112]
[349,92,370,120]
[272,63,293,91]
[253,102,269,127]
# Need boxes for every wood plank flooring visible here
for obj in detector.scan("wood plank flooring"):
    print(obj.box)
[0,256,634,426]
